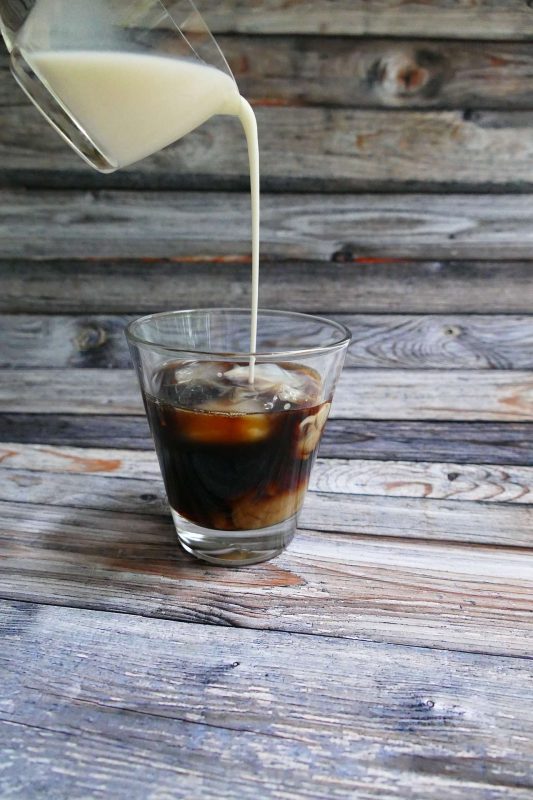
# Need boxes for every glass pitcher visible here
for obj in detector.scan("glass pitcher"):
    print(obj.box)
[0,0,241,172]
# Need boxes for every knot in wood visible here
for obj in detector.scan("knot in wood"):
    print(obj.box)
[443,325,462,338]
[368,48,446,105]
[373,53,429,100]
[75,324,108,353]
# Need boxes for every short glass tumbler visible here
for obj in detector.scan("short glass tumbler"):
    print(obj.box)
[126,309,350,566]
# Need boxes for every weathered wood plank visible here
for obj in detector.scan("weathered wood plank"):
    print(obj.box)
[1,414,531,466]
[5,192,533,261]
[199,1,533,40]
[1,502,532,655]
[303,491,533,546]
[0,451,532,545]
[311,458,533,505]
[322,420,533,466]
[331,371,533,421]
[3,442,533,506]
[0,413,154,450]
[344,315,533,370]
[2,259,532,315]
[0,470,524,546]
[2,368,532,421]
[1,601,532,800]
[7,721,528,800]
[6,38,533,112]
[3,313,532,370]
[224,37,533,111]
[6,2,533,43]
[4,109,533,191]
[6,462,524,552]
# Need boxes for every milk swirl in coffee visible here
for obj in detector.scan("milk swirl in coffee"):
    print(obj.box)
[145,361,330,531]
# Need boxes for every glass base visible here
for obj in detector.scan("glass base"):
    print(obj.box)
[171,509,296,566]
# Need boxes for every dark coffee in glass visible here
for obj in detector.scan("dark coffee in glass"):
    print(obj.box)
[144,359,330,532]
[126,308,350,566]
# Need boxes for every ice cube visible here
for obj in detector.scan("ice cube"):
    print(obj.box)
[173,382,221,408]
[169,361,230,409]
[224,364,320,407]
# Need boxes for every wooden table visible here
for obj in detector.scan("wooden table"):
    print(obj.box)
[1,318,533,797]
[2,2,533,795]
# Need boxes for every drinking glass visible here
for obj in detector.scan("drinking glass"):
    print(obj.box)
[0,0,239,171]
[126,309,351,566]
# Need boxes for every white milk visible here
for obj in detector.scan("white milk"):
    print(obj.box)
[25,51,261,378]
[26,51,242,168]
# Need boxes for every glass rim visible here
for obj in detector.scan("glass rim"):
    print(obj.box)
[125,308,352,359]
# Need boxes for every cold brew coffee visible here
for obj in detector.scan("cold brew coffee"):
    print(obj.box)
[144,360,330,531]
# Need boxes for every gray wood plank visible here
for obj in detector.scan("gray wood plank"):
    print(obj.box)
[1,449,532,544]
[1,502,532,655]
[2,259,532,315]
[6,38,533,112]
[5,108,533,191]
[1,414,531,466]
[0,413,154,450]
[5,192,533,261]
[223,37,533,111]
[1,600,532,800]
[321,419,533,466]
[2,368,532,421]
[4,1,530,43]
[3,313,532,370]
[311,458,533,505]
[198,1,533,40]
[3,442,533,506]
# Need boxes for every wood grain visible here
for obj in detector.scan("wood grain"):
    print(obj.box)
[198,1,533,40]
[1,414,531,466]
[3,313,532,370]
[5,192,533,261]
[5,108,533,191]
[2,368,532,421]
[331,371,533,421]
[0,447,532,545]
[1,600,532,800]
[3,442,533,505]
[321,420,533,466]
[311,458,533,504]
[4,467,532,546]
[2,259,533,315]
[1,502,532,655]
[0,413,155,450]
[6,38,533,113]
[223,37,533,110]
[3,3,533,793]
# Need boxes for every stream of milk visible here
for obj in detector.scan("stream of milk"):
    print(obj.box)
[25,50,260,380]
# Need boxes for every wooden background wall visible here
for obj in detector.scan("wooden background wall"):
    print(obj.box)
[1,0,533,439]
